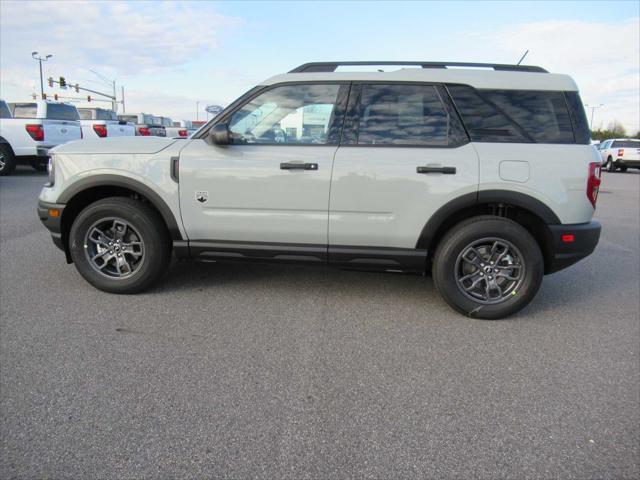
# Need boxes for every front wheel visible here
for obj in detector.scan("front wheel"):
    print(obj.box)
[69,197,171,293]
[432,216,544,319]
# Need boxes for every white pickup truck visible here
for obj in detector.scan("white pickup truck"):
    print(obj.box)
[0,100,82,175]
[598,138,640,172]
[78,108,135,139]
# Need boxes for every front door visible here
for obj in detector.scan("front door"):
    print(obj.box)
[178,83,348,260]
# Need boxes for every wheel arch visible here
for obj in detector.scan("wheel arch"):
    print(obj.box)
[58,175,183,260]
[417,190,560,273]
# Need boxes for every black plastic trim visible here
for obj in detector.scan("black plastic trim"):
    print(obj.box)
[416,190,562,250]
[38,201,65,252]
[546,221,601,273]
[56,174,184,240]
[329,245,427,272]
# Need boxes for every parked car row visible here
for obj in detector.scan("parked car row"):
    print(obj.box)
[596,138,640,172]
[0,99,196,175]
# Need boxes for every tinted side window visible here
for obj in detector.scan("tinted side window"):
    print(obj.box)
[482,90,574,144]
[46,104,80,121]
[229,84,342,145]
[356,84,465,146]
[446,85,528,143]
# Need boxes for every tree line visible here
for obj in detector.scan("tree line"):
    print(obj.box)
[590,121,640,141]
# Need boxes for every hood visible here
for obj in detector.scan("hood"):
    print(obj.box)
[50,136,177,155]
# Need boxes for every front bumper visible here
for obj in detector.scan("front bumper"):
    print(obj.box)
[37,200,65,251]
[546,221,601,273]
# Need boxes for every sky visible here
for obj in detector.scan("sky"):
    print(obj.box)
[1,0,638,132]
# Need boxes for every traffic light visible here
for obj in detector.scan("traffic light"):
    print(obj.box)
[48,77,54,88]
[74,84,79,93]
[87,95,91,102]
[53,94,58,101]
[42,93,47,99]
[59,76,66,89]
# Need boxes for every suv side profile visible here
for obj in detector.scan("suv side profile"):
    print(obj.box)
[38,61,602,319]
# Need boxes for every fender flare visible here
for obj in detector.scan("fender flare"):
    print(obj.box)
[416,189,561,250]
[57,174,184,240]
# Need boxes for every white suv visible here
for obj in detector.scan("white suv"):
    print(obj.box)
[38,61,602,319]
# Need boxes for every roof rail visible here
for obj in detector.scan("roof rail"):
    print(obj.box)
[289,61,548,73]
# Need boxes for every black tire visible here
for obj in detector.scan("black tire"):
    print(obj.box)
[0,143,16,176]
[619,166,628,172]
[69,197,171,293]
[432,215,544,319]
[29,159,47,172]
[606,157,616,172]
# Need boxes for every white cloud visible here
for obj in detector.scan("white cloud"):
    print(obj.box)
[0,1,242,76]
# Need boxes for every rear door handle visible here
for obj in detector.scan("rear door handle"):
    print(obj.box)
[417,166,456,174]
[280,162,318,171]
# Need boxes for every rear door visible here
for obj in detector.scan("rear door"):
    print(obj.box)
[328,83,479,268]
[44,103,81,144]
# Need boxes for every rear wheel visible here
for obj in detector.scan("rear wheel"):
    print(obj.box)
[432,216,544,319]
[0,144,16,176]
[69,197,171,293]
[606,157,616,172]
[619,166,628,172]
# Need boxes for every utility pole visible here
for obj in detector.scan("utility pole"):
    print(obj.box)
[121,86,126,113]
[584,104,604,130]
[196,101,201,121]
[31,52,52,99]
[89,69,117,112]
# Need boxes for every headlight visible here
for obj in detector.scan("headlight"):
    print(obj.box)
[47,156,55,186]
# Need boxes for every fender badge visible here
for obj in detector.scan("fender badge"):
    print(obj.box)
[195,191,208,203]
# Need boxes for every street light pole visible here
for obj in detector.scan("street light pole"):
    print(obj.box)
[196,101,201,121]
[584,104,604,130]
[31,52,52,99]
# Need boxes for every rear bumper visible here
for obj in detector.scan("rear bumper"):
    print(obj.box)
[546,221,601,274]
[616,158,640,168]
[37,200,65,251]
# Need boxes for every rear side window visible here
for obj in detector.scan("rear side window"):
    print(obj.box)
[355,84,466,146]
[78,109,93,120]
[11,103,37,118]
[564,92,590,144]
[46,104,80,121]
[482,90,574,144]
[0,101,11,118]
[448,85,580,144]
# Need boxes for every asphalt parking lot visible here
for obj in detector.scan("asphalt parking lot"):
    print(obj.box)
[1,167,638,479]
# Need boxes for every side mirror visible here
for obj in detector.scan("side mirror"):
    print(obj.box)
[210,123,230,145]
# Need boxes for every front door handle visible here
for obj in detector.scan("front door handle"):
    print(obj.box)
[417,166,456,174]
[280,162,318,171]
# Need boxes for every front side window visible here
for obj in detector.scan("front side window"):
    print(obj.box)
[229,84,341,145]
[356,84,465,146]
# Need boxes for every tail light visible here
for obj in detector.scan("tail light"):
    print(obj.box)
[617,148,624,157]
[139,127,151,136]
[587,162,601,208]
[92,124,108,138]
[25,124,44,141]
[178,129,188,137]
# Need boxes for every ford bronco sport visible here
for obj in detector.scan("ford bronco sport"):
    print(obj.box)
[38,61,602,319]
